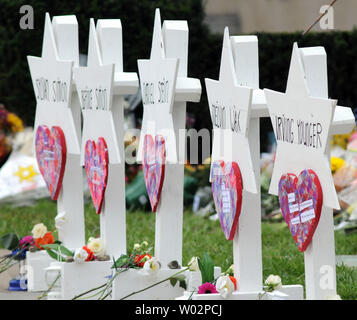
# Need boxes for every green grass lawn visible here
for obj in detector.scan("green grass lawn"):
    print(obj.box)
[1,198,357,299]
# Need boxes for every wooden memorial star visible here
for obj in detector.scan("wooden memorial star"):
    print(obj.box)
[264,43,338,209]
[28,12,80,156]
[205,27,256,194]
[137,9,179,163]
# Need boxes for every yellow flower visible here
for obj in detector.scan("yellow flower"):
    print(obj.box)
[7,113,23,133]
[331,157,345,174]
[203,156,211,165]
[185,164,196,173]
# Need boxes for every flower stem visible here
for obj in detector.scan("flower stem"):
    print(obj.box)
[119,267,189,300]
[72,282,107,300]
[37,273,61,300]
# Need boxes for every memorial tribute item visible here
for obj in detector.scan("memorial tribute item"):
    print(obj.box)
[206,28,256,240]
[27,13,85,292]
[143,134,166,212]
[35,125,67,200]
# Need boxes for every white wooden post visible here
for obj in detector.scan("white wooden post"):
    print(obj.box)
[27,14,85,292]
[28,13,85,249]
[137,9,201,267]
[301,47,340,300]
[96,20,135,259]
[74,18,138,259]
[52,16,85,249]
[264,43,355,300]
[154,21,188,266]
[230,36,262,293]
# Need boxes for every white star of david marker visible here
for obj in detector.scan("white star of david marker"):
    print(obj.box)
[137,9,179,163]
[27,12,80,155]
[205,27,256,194]
[73,19,122,165]
[264,43,339,209]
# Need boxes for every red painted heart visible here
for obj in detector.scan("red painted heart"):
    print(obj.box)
[278,169,323,252]
[35,125,67,200]
[143,134,166,212]
[211,160,243,240]
[84,137,109,214]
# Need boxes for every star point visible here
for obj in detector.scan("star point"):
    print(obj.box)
[87,18,103,68]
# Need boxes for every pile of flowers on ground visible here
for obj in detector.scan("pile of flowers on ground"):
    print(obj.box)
[0,104,24,165]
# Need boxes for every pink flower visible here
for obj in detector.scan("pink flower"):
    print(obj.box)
[19,235,34,249]
[198,282,218,294]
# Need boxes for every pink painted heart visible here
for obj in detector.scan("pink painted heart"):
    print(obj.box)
[35,125,67,200]
[278,169,323,252]
[84,137,109,214]
[211,160,243,240]
[143,134,166,212]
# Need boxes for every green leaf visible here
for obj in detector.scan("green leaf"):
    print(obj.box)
[179,280,187,290]
[45,248,66,262]
[170,278,178,287]
[172,274,186,282]
[0,233,19,250]
[198,252,214,284]
[112,254,130,269]
[42,244,73,257]
[112,256,118,271]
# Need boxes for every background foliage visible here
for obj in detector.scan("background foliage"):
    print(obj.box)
[0,0,357,152]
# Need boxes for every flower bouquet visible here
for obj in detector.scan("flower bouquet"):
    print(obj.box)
[71,241,187,300]
[39,236,113,300]
[0,221,56,291]
[184,253,237,300]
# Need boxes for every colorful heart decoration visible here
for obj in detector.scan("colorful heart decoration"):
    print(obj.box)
[211,160,243,240]
[278,169,323,252]
[143,134,166,212]
[35,125,67,200]
[84,137,109,214]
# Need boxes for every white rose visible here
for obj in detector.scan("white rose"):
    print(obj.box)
[188,257,199,271]
[216,275,234,299]
[265,274,282,291]
[142,258,161,275]
[32,223,48,239]
[87,237,106,257]
[326,294,342,300]
[133,243,141,251]
[73,247,88,264]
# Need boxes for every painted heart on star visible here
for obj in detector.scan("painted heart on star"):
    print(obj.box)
[211,160,243,240]
[143,134,166,212]
[35,125,67,201]
[278,169,323,252]
[84,137,109,214]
